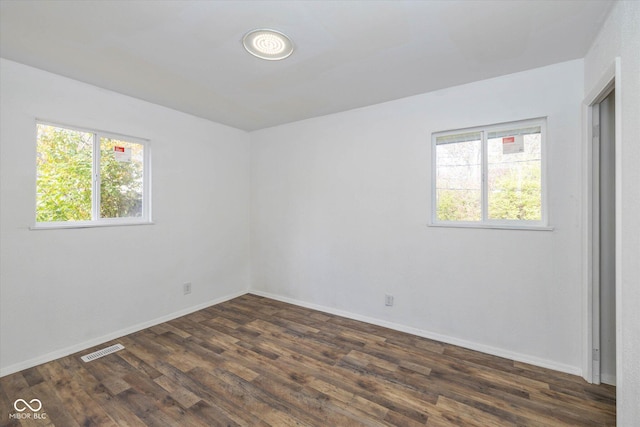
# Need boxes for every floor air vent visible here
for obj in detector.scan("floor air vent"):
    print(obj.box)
[81,343,125,362]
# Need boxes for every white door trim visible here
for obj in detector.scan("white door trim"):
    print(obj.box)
[582,57,622,384]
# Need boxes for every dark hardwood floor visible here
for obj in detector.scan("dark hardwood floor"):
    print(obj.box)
[0,294,615,426]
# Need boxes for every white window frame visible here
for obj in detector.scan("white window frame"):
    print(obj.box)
[33,120,152,229]
[430,117,550,230]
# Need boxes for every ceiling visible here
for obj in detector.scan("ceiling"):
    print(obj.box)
[0,0,613,131]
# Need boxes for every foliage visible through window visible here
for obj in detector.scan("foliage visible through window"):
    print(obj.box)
[36,123,149,225]
[433,119,545,226]
[99,137,144,219]
[435,132,482,221]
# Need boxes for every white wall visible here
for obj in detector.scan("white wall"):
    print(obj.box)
[0,59,250,375]
[251,60,585,374]
[584,1,640,423]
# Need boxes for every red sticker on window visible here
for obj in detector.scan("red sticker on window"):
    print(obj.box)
[114,146,125,152]
[503,137,515,144]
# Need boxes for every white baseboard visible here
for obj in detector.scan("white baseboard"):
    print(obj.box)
[2,289,583,379]
[250,290,582,377]
[0,290,247,377]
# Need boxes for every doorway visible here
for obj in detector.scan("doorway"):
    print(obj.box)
[592,89,616,385]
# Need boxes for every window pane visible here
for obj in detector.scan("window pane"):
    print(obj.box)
[36,124,93,222]
[487,129,541,220]
[435,134,482,221]
[99,138,144,218]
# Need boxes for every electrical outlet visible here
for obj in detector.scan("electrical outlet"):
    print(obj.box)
[385,294,394,306]
[183,282,192,295]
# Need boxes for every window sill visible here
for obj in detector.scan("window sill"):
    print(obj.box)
[427,222,554,231]
[30,221,154,230]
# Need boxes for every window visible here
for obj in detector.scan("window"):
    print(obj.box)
[432,118,546,228]
[35,122,151,227]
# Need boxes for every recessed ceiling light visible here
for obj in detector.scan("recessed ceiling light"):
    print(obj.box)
[242,29,294,61]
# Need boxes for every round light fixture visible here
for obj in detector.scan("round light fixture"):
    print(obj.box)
[242,29,294,61]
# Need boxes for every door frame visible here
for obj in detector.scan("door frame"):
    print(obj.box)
[582,57,622,384]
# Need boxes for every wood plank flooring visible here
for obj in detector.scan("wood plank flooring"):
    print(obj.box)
[0,294,615,426]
